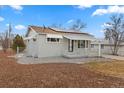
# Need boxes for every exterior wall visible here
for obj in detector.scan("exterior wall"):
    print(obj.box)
[90,43,124,56]
[90,44,99,56]
[26,33,97,58]
[25,30,38,57]
[90,44,113,55]
[101,45,113,54]
[117,46,124,56]
[37,34,64,57]
[26,37,39,57]
[28,30,37,36]
[25,29,99,58]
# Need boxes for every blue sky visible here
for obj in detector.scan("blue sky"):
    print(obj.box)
[0,5,123,38]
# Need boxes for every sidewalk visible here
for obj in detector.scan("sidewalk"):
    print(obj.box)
[102,54,124,61]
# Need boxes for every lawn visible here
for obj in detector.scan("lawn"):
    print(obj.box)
[83,61,124,79]
[0,50,124,88]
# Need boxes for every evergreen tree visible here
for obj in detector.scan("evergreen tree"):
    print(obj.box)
[12,34,26,52]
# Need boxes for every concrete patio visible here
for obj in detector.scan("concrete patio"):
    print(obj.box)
[102,54,124,61]
[17,54,113,64]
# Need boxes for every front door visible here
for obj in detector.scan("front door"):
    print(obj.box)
[68,39,74,52]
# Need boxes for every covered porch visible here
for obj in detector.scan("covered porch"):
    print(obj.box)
[63,35,96,58]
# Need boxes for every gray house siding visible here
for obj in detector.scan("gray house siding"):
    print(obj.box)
[37,34,64,57]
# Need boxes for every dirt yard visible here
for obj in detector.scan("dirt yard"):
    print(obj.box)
[0,50,124,88]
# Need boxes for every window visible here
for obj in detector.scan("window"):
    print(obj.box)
[91,44,94,48]
[33,38,36,42]
[51,38,56,42]
[47,38,60,42]
[47,38,50,42]
[78,40,85,48]
[101,44,104,49]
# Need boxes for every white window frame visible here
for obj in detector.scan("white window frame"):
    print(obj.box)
[47,38,60,43]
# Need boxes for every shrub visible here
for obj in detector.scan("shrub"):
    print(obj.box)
[12,34,26,52]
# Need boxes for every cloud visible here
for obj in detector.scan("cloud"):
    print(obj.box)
[100,30,105,33]
[101,23,112,28]
[9,5,23,11]
[74,5,92,10]
[92,6,124,16]
[67,19,74,24]
[77,5,92,9]
[15,25,26,30]
[89,33,94,35]
[0,16,4,21]
[92,9,107,16]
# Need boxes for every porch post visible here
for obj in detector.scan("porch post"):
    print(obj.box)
[69,39,71,52]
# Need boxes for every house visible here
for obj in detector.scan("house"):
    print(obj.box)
[91,39,124,56]
[25,25,98,58]
[25,25,124,58]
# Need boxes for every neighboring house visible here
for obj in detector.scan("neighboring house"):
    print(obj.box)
[91,39,124,56]
[25,25,97,58]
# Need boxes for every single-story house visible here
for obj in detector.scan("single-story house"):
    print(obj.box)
[24,25,99,58]
[24,25,124,58]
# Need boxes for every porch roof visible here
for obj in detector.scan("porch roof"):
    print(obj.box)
[63,35,96,41]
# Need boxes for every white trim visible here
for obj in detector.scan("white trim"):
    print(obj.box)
[23,36,36,40]
[46,34,63,39]
[64,35,95,41]
[30,26,38,36]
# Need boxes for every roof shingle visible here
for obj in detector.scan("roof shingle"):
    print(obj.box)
[29,25,92,36]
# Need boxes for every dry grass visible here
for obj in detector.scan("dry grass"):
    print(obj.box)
[0,49,15,57]
[83,61,124,79]
[0,50,124,87]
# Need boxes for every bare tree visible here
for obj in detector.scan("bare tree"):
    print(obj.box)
[50,23,66,29]
[0,31,9,52]
[104,15,124,55]
[8,23,12,48]
[69,19,86,31]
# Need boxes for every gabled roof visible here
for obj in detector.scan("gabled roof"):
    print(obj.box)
[27,25,93,36]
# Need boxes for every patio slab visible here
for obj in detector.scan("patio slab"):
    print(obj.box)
[17,55,114,64]
[102,55,124,61]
